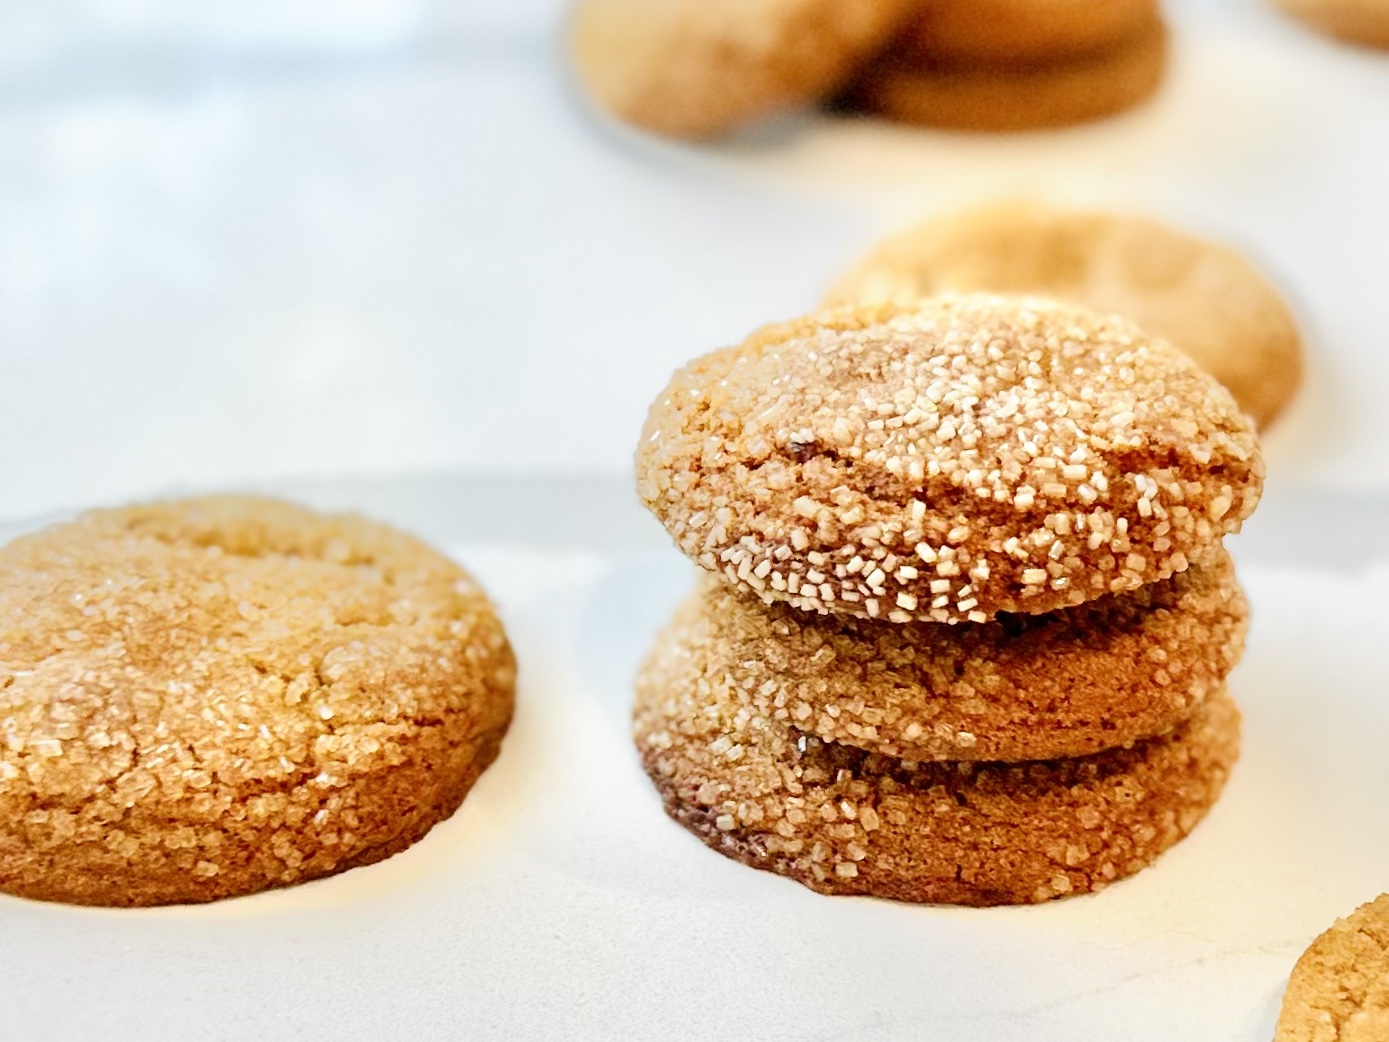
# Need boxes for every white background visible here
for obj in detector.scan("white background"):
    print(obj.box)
[1,2,1389,1040]
[0,0,1387,521]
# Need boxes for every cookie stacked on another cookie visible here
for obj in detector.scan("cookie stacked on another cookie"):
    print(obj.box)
[634,295,1263,905]
[846,0,1170,131]
[568,0,1169,138]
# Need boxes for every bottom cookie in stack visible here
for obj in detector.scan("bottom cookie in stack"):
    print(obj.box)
[634,558,1246,905]
[846,20,1168,133]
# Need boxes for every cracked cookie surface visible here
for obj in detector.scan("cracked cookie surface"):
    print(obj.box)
[635,605,1240,905]
[668,549,1246,763]
[0,495,516,906]
[1277,894,1389,1042]
[636,295,1263,623]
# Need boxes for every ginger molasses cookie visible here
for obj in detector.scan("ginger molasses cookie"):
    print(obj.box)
[1276,0,1389,50]
[846,20,1168,133]
[1276,894,1389,1042]
[675,547,1246,763]
[634,608,1241,905]
[899,0,1159,66]
[636,296,1263,623]
[825,201,1304,428]
[569,0,920,138]
[0,496,516,907]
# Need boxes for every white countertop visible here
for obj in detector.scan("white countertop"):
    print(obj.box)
[0,474,1386,1042]
[1,0,1388,521]
[2,7,1389,1036]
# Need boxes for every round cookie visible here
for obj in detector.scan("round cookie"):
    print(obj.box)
[677,547,1246,763]
[825,200,1304,429]
[0,496,516,907]
[1276,0,1389,50]
[1276,894,1389,1042]
[569,0,921,139]
[899,0,1159,66]
[634,607,1241,905]
[636,295,1263,624]
[846,20,1169,133]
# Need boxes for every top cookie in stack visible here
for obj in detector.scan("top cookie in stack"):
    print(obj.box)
[637,296,1261,624]
[633,295,1263,905]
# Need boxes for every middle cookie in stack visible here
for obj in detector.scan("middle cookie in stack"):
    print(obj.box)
[634,295,1264,905]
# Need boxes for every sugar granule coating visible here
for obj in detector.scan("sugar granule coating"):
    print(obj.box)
[845,19,1168,134]
[825,200,1304,428]
[0,496,516,907]
[569,0,920,139]
[1276,894,1389,1042]
[634,609,1240,906]
[637,295,1263,623]
[1276,0,1389,50]
[897,0,1158,65]
[676,547,1245,763]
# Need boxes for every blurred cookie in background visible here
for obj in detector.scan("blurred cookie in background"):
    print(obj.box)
[826,201,1304,428]
[844,20,1168,132]
[898,0,1160,66]
[569,0,921,138]
[1275,0,1389,49]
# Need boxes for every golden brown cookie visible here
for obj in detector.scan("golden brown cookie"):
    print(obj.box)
[846,20,1169,133]
[636,295,1263,624]
[1276,0,1389,50]
[1276,894,1389,1042]
[675,547,1246,763]
[634,605,1241,905]
[899,0,1159,66]
[569,0,921,139]
[0,496,516,907]
[825,201,1304,429]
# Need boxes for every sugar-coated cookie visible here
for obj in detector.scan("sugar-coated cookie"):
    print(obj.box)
[825,201,1304,428]
[1277,0,1389,49]
[672,548,1245,762]
[846,20,1168,132]
[637,296,1263,624]
[899,0,1160,66]
[635,609,1240,905]
[570,0,920,138]
[0,496,516,906]
[1276,894,1389,1042]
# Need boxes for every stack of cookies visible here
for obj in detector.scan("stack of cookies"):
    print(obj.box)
[847,0,1170,131]
[634,295,1263,905]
